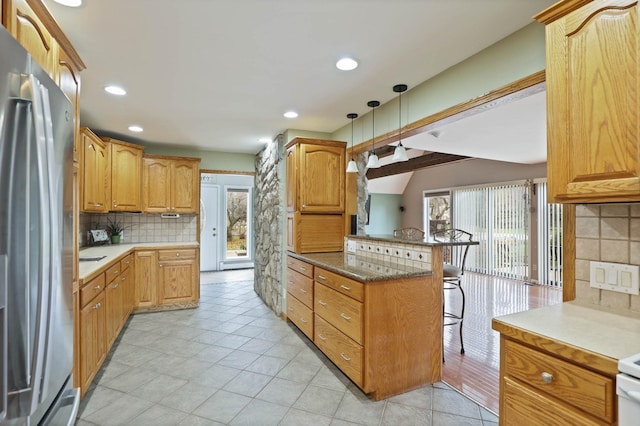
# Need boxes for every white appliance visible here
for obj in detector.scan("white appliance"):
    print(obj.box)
[618,353,640,425]
[0,25,79,425]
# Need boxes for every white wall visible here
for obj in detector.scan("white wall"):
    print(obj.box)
[364,194,403,235]
[400,159,546,229]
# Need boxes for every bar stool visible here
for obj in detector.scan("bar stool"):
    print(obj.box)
[434,228,472,357]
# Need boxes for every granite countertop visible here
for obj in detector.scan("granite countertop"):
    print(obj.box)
[79,242,199,281]
[288,251,432,282]
[349,234,479,247]
[493,301,640,362]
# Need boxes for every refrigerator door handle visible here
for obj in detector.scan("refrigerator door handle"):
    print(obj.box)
[0,254,6,422]
[22,74,53,414]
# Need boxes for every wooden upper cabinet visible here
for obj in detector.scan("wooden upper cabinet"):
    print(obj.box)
[172,159,199,213]
[142,155,200,214]
[286,138,346,213]
[56,49,81,161]
[106,139,143,211]
[80,128,109,212]
[537,0,640,202]
[5,0,56,76]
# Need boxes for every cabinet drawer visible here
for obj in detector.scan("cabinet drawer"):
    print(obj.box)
[287,294,313,340]
[287,268,313,308]
[315,267,363,302]
[315,283,363,345]
[504,339,615,423]
[105,262,121,281]
[120,253,134,272]
[158,249,196,261]
[286,256,313,278]
[314,315,363,387]
[80,274,105,308]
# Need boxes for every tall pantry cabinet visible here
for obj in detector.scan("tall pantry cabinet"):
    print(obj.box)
[286,138,347,253]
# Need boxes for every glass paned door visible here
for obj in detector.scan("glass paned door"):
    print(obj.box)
[225,188,250,260]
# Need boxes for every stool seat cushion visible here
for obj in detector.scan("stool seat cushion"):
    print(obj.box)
[443,263,462,278]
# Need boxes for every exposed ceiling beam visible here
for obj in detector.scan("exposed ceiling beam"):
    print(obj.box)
[366,152,469,179]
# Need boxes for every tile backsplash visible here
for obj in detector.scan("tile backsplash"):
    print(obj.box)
[344,237,433,271]
[575,204,640,313]
[79,212,197,247]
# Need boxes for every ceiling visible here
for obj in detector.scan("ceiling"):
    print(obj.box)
[43,0,554,156]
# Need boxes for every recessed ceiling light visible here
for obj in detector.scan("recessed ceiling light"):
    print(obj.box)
[128,125,143,132]
[52,0,82,6]
[258,137,272,143]
[104,85,126,96]
[336,57,358,71]
[283,111,298,119]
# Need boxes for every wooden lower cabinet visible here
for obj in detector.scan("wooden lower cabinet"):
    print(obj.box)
[79,290,106,395]
[285,255,442,400]
[135,247,199,311]
[497,335,616,425]
[135,250,158,308]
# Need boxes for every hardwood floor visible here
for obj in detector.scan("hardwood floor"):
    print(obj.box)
[441,272,563,415]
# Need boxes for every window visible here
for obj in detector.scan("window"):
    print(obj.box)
[224,187,251,260]
[423,190,451,239]
[447,180,562,286]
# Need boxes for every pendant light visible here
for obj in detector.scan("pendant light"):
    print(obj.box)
[392,84,409,162]
[366,100,380,169]
[346,113,359,173]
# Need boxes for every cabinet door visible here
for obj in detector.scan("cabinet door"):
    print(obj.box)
[299,144,345,212]
[56,49,81,162]
[134,250,158,308]
[120,265,134,318]
[142,158,172,213]
[111,143,142,211]
[105,279,122,348]
[546,0,640,202]
[158,259,197,304]
[285,146,297,212]
[79,291,106,393]
[171,159,199,213]
[81,129,109,212]
[6,0,57,76]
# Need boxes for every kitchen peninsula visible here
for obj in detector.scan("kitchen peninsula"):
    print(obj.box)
[285,234,478,400]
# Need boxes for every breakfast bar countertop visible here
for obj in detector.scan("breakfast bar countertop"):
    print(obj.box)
[287,251,433,282]
[79,242,199,281]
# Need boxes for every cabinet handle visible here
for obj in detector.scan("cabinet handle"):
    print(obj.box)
[94,285,101,290]
[113,270,119,275]
[318,300,327,306]
[541,372,553,384]
[317,274,325,280]
[340,313,351,321]
[318,334,327,341]
[299,318,307,323]
[299,288,307,294]
[340,353,351,361]
[113,284,119,289]
[95,203,102,207]
[340,284,351,291]
[300,266,307,271]
[121,277,126,281]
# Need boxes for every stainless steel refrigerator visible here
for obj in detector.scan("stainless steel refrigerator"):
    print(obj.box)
[0,25,79,425]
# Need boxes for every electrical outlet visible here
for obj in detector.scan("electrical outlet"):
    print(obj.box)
[590,261,640,295]
[347,240,356,253]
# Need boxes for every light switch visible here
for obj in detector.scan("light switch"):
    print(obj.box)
[590,261,640,295]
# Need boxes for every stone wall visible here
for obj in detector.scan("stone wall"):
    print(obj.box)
[253,135,286,313]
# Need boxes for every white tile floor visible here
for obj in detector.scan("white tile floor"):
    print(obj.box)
[76,269,498,425]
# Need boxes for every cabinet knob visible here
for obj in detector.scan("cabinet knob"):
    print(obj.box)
[302,204,307,208]
[541,372,553,384]
[159,264,163,268]
[95,285,101,290]
[176,253,180,257]
[113,284,119,289]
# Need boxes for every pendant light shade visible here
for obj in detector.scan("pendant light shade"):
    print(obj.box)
[366,100,380,169]
[392,84,409,162]
[346,113,359,173]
